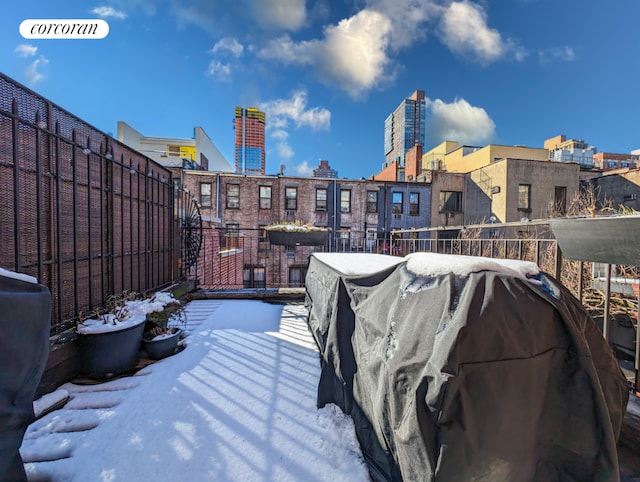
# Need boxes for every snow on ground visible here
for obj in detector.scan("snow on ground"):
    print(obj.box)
[22,300,369,482]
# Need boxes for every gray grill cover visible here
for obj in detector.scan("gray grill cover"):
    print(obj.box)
[305,253,629,482]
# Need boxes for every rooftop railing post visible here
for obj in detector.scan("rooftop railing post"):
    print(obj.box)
[554,243,563,281]
[35,112,44,283]
[71,130,79,316]
[636,279,640,395]
[577,261,584,303]
[603,263,611,341]
[11,99,21,273]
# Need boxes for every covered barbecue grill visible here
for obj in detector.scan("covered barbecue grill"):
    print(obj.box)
[305,252,629,481]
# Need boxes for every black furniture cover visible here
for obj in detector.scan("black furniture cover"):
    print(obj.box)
[305,252,629,482]
[0,271,50,481]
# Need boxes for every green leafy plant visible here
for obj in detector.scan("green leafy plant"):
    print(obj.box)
[78,290,140,326]
[143,299,186,337]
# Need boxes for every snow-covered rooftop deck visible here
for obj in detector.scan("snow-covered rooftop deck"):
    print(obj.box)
[22,300,369,481]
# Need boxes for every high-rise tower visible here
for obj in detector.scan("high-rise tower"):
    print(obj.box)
[383,90,426,169]
[235,107,266,174]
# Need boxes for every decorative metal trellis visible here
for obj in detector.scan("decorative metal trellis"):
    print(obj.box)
[176,185,202,279]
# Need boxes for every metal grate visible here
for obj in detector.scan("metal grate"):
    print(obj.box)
[0,73,175,335]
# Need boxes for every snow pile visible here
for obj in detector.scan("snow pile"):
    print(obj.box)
[0,267,38,284]
[265,223,327,232]
[405,252,541,284]
[76,291,178,335]
[312,252,403,276]
[33,389,69,419]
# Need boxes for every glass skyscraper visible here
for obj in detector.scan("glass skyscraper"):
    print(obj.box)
[383,90,426,169]
[235,107,266,174]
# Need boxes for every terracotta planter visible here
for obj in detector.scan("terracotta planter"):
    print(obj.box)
[267,230,328,247]
[77,321,145,379]
[142,328,183,360]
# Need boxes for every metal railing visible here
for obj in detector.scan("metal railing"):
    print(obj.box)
[0,73,174,334]
[194,227,389,291]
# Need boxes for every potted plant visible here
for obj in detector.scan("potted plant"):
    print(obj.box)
[76,291,147,379]
[141,294,186,360]
[76,290,182,378]
[265,221,328,247]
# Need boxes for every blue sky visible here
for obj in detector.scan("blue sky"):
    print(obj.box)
[2,1,639,180]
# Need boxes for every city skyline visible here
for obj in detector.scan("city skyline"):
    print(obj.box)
[1,1,639,180]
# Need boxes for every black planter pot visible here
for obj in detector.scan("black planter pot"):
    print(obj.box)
[77,320,145,379]
[267,230,328,247]
[142,328,183,360]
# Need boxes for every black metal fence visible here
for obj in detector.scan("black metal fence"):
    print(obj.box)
[195,227,394,291]
[0,73,174,335]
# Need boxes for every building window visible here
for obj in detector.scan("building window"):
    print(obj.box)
[259,186,272,210]
[223,223,241,249]
[554,186,567,215]
[285,187,297,210]
[392,192,403,214]
[167,144,180,156]
[336,227,350,251]
[366,190,378,213]
[243,265,265,289]
[409,192,420,216]
[518,184,531,211]
[340,190,351,213]
[226,184,240,209]
[316,188,328,211]
[288,266,307,288]
[622,162,629,168]
[200,182,212,207]
[439,191,462,213]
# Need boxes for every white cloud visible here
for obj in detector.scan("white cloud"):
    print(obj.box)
[170,0,304,36]
[266,134,294,164]
[205,60,232,81]
[363,0,438,50]
[319,10,394,97]
[271,129,289,141]
[277,142,295,161]
[293,160,313,176]
[14,44,37,58]
[211,37,244,58]
[539,46,576,65]
[260,89,330,131]
[259,35,316,65]
[258,9,393,98]
[25,56,49,85]
[254,0,306,31]
[439,1,523,65]
[260,90,330,163]
[425,97,496,146]
[91,6,127,19]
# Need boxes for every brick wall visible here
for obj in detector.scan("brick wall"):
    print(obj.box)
[197,227,245,290]
[372,162,398,181]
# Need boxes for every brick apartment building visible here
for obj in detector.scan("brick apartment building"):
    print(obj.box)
[177,170,431,288]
